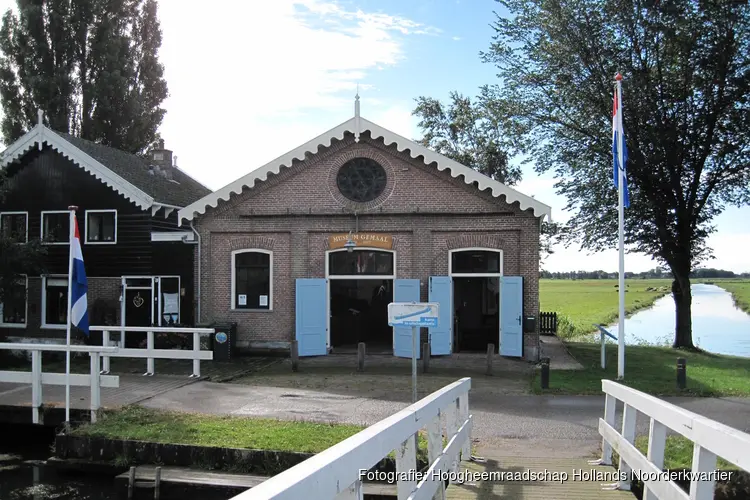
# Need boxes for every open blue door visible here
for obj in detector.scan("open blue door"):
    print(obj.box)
[295,279,327,356]
[393,279,421,359]
[428,276,452,355]
[500,276,523,357]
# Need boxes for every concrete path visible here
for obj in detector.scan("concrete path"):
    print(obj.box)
[138,380,750,459]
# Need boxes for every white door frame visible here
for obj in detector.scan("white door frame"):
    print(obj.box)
[448,248,504,350]
[324,247,397,350]
[155,275,182,326]
[120,276,155,346]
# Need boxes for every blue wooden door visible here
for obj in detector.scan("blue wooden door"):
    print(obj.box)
[393,279,421,359]
[295,279,328,356]
[500,276,523,357]
[428,276,452,355]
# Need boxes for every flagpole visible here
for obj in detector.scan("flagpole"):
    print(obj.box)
[615,74,626,380]
[65,205,77,427]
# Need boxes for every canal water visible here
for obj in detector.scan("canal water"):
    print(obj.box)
[604,284,750,357]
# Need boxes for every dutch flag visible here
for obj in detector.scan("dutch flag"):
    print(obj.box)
[70,216,89,335]
[612,85,630,208]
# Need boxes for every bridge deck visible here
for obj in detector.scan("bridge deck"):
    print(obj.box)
[447,456,634,500]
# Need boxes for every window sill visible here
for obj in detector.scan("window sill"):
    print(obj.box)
[230,308,273,313]
[41,324,67,330]
[41,242,69,246]
[0,323,27,329]
[86,241,117,245]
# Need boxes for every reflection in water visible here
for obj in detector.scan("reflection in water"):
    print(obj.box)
[604,284,750,357]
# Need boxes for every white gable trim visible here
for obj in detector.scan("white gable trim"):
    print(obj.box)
[0,125,155,209]
[177,116,552,223]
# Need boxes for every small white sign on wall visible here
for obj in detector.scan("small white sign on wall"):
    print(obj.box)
[259,295,268,307]
[238,294,247,306]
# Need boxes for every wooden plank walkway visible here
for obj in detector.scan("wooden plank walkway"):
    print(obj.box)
[446,456,634,500]
[117,465,397,497]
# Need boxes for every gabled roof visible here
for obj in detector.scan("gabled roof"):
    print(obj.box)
[178,115,552,223]
[0,122,211,209]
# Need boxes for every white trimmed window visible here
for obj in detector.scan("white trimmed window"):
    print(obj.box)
[42,276,68,329]
[231,250,272,310]
[0,275,28,327]
[41,211,70,244]
[0,211,28,243]
[85,209,117,244]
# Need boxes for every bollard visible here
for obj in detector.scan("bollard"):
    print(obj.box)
[154,466,161,500]
[291,340,299,372]
[422,342,430,373]
[677,357,686,389]
[540,357,550,389]
[357,342,366,372]
[486,344,494,376]
[127,466,135,499]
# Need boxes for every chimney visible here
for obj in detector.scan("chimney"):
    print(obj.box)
[149,139,174,179]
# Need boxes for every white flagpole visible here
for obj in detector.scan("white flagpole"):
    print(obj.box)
[615,74,626,380]
[65,206,77,426]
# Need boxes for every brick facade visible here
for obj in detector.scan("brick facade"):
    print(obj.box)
[193,133,543,360]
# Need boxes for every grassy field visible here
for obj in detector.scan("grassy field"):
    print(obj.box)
[715,280,750,314]
[73,406,365,453]
[539,279,672,338]
[633,435,737,470]
[532,342,750,396]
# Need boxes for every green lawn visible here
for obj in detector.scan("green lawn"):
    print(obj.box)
[633,435,738,470]
[539,279,671,338]
[73,406,365,453]
[532,342,750,396]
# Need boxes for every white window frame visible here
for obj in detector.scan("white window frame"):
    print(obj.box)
[85,209,118,245]
[448,247,504,278]
[0,274,28,328]
[40,210,71,245]
[0,211,29,243]
[41,274,69,330]
[231,249,273,311]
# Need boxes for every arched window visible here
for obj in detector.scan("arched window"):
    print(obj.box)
[231,250,272,310]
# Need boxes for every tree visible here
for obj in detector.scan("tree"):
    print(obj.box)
[473,0,750,348]
[0,0,168,154]
[413,91,522,184]
[0,172,46,304]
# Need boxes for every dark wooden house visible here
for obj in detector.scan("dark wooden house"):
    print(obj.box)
[0,113,211,343]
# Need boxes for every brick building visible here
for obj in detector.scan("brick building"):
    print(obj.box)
[178,98,551,361]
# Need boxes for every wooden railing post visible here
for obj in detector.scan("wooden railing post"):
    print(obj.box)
[427,414,446,500]
[90,352,101,422]
[689,444,718,500]
[192,332,201,378]
[644,418,666,500]
[334,479,364,500]
[446,398,460,477]
[145,331,155,376]
[459,392,470,460]
[31,350,42,424]
[601,393,616,464]
[101,330,111,374]
[618,403,637,490]
[396,434,417,499]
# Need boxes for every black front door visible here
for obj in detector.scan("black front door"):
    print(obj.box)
[124,288,152,347]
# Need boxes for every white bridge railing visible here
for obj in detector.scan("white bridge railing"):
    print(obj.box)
[90,326,215,378]
[0,343,120,424]
[596,380,750,500]
[230,377,472,500]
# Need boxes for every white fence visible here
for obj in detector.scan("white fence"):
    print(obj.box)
[90,326,215,377]
[0,343,120,424]
[229,377,472,500]
[597,380,750,500]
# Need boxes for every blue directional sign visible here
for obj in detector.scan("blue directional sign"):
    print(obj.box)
[388,302,439,327]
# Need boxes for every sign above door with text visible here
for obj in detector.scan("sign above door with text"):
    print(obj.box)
[328,233,393,250]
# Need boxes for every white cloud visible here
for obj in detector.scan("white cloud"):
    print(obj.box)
[452,36,462,41]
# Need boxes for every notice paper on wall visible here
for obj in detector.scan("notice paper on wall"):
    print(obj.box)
[259,295,268,306]
[162,293,179,314]
[238,294,247,306]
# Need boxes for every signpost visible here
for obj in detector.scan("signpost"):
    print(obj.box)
[387,302,439,402]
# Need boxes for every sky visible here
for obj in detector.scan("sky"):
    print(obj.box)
[0,0,748,273]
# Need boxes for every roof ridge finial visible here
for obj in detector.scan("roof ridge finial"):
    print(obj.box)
[354,84,361,143]
[37,109,44,126]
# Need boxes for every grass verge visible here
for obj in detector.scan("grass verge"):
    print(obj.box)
[531,342,750,396]
[539,279,671,338]
[632,435,738,470]
[714,280,750,315]
[72,406,365,453]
